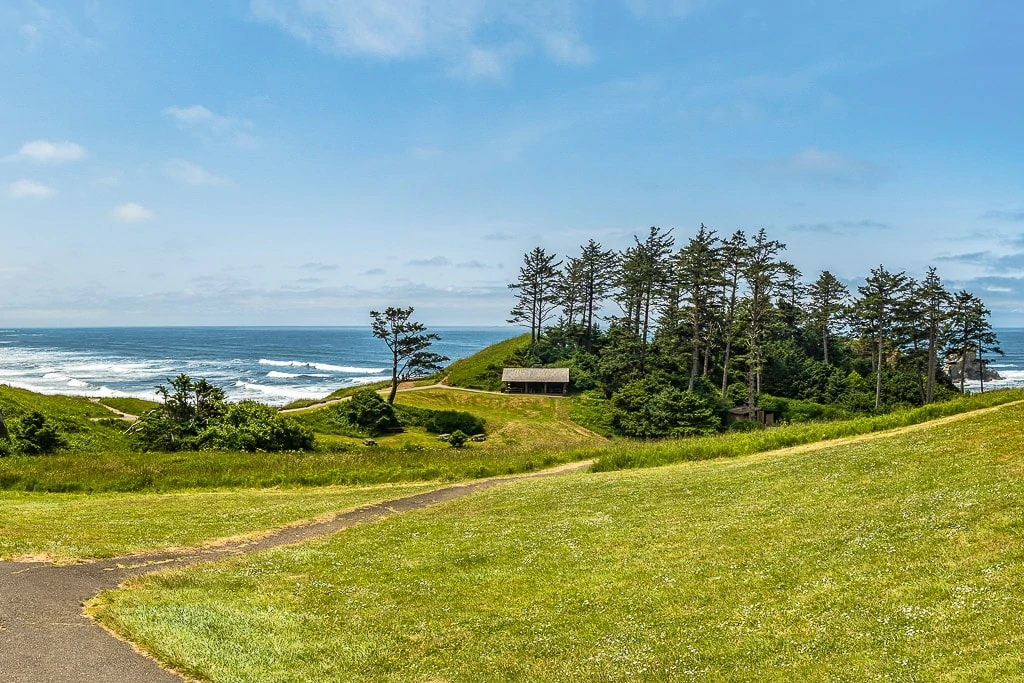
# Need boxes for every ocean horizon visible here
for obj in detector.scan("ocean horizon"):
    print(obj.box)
[1,326,1022,406]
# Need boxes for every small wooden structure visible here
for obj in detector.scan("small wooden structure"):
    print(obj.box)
[728,406,776,426]
[502,367,570,395]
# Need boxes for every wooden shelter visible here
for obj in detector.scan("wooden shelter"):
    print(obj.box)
[502,367,570,395]
[728,406,776,426]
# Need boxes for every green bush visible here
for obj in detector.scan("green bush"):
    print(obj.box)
[199,401,315,452]
[341,390,401,436]
[393,405,485,435]
[448,429,469,448]
[425,410,484,436]
[611,378,722,438]
[13,411,67,454]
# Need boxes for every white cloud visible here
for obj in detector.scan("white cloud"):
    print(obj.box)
[166,160,233,187]
[759,147,884,187]
[163,105,258,148]
[626,0,710,19]
[8,179,56,199]
[112,203,156,224]
[163,105,215,124]
[250,0,592,80]
[4,139,87,164]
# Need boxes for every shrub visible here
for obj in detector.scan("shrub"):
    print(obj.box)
[424,410,484,436]
[448,429,469,448]
[13,411,67,454]
[199,401,315,452]
[611,378,722,438]
[341,390,401,436]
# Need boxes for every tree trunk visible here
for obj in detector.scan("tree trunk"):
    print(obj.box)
[926,330,936,403]
[721,337,733,399]
[822,327,829,365]
[388,349,400,405]
[0,409,9,442]
[875,330,884,411]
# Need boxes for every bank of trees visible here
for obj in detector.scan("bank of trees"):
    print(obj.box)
[508,226,1000,437]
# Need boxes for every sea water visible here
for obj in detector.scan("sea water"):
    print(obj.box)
[0,327,515,406]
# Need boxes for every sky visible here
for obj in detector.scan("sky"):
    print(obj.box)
[2,0,1023,327]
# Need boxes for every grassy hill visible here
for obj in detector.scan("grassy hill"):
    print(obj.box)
[441,333,530,390]
[92,399,1024,681]
[0,385,134,452]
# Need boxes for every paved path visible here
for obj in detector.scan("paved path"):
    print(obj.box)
[0,460,591,683]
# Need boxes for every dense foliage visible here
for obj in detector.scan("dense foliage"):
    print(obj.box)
[508,227,1001,438]
[131,374,313,452]
[339,390,402,436]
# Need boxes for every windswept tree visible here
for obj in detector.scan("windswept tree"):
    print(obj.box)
[916,267,952,402]
[717,230,749,398]
[508,247,562,344]
[673,224,723,390]
[370,306,449,404]
[573,239,618,351]
[615,226,674,371]
[854,265,913,410]
[806,270,849,365]
[742,229,791,408]
[946,291,1002,393]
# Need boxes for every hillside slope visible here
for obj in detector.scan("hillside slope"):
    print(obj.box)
[95,399,1024,681]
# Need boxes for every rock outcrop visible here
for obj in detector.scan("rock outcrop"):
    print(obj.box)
[944,350,1002,382]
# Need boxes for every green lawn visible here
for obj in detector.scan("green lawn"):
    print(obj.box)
[0,483,436,562]
[92,399,1024,681]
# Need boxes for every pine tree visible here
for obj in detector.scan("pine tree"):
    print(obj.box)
[854,265,913,410]
[806,270,849,366]
[508,247,562,344]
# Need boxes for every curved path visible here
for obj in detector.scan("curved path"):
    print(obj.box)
[0,460,592,683]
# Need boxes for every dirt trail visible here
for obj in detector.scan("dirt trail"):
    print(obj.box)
[0,460,592,683]
[88,398,138,421]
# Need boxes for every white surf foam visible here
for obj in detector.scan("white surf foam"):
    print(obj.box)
[258,359,385,374]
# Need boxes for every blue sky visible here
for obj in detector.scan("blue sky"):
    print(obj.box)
[2,1,1023,326]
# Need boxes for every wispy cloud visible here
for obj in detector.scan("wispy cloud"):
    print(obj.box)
[936,251,1024,274]
[756,147,884,187]
[3,139,87,164]
[406,255,451,267]
[300,262,340,272]
[625,0,711,19]
[8,179,56,199]
[483,232,516,241]
[363,268,386,275]
[789,219,890,235]
[250,0,592,81]
[112,203,157,224]
[982,208,1024,222]
[163,104,258,149]
[166,159,234,187]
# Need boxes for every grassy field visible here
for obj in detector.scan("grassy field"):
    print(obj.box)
[0,483,436,563]
[93,400,1024,681]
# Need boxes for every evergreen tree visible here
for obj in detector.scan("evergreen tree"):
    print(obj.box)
[573,239,618,351]
[508,247,563,344]
[741,229,791,409]
[946,291,1002,393]
[717,230,749,399]
[673,224,723,390]
[806,270,849,365]
[916,268,952,402]
[854,265,913,410]
[370,306,449,404]
[614,226,674,372]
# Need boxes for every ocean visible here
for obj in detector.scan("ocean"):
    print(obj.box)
[0,327,516,406]
[0,327,1021,406]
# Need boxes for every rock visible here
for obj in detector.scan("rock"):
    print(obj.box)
[944,350,1002,382]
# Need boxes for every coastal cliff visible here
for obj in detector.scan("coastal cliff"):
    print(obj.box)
[945,350,1002,382]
